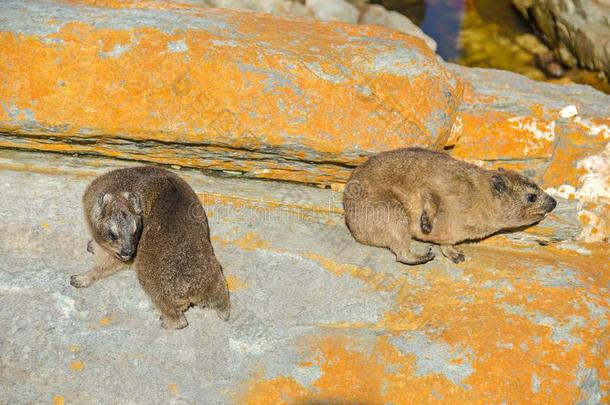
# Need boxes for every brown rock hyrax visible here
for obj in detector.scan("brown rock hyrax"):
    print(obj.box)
[71,166,230,329]
[343,148,557,265]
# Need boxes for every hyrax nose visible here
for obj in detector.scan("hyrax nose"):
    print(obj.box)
[120,247,134,258]
[545,196,557,212]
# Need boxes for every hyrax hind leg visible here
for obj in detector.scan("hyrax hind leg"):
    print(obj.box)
[71,240,125,288]
[388,225,435,265]
[210,279,230,321]
[391,186,438,236]
[149,294,188,330]
[346,198,434,265]
[193,272,230,321]
[440,245,465,264]
[137,275,189,330]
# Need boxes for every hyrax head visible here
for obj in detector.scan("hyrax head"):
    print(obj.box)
[91,192,143,262]
[489,168,557,228]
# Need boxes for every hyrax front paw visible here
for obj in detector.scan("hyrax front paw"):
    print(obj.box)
[450,251,465,264]
[70,274,92,288]
[86,240,94,254]
[440,245,465,264]
[160,314,188,330]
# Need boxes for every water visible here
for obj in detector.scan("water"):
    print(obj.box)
[420,0,465,61]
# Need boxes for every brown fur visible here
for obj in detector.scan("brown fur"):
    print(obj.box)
[343,148,557,265]
[71,166,230,329]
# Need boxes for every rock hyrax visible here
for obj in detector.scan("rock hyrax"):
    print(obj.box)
[343,148,557,265]
[71,166,230,329]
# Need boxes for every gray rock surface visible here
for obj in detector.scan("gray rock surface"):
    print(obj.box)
[179,0,437,50]
[306,0,360,23]
[201,0,311,18]
[512,0,610,78]
[0,150,607,403]
[360,3,437,51]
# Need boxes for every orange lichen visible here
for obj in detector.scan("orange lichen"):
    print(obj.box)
[230,232,271,252]
[99,315,112,326]
[451,110,555,160]
[1,1,461,185]
[543,130,606,189]
[306,254,400,294]
[240,242,609,403]
[240,372,309,405]
[70,360,84,371]
[330,183,345,194]
[226,275,249,292]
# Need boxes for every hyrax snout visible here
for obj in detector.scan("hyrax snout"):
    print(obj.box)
[343,148,556,265]
[89,192,142,262]
[71,166,230,329]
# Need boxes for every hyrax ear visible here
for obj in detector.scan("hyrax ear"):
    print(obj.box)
[491,174,508,193]
[497,167,506,172]
[92,193,113,221]
[122,191,142,214]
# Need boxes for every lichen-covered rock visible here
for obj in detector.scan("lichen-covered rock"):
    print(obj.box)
[1,0,609,244]
[0,0,461,185]
[512,0,610,79]
[0,150,608,404]
[171,0,437,50]
[447,64,610,242]
[359,3,437,51]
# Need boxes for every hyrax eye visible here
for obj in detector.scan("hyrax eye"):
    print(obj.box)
[108,230,118,241]
[527,194,538,203]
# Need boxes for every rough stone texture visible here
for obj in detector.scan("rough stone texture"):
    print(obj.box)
[1,0,609,244]
[1,3,609,403]
[0,150,608,404]
[177,0,436,48]
[512,0,610,79]
[446,64,610,243]
[306,0,360,24]
[360,3,437,51]
[199,0,311,18]
[0,0,460,185]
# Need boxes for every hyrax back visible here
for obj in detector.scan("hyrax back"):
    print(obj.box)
[343,148,556,265]
[72,166,230,329]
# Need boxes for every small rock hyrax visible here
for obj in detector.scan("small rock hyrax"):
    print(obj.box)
[343,148,557,265]
[71,166,230,329]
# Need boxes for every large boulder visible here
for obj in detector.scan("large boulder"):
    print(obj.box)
[0,0,609,243]
[161,0,438,50]
[447,64,610,242]
[512,0,610,79]
[306,0,360,24]
[0,150,608,404]
[0,3,608,402]
[0,0,460,185]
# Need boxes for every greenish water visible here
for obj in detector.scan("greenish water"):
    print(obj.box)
[372,0,610,93]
